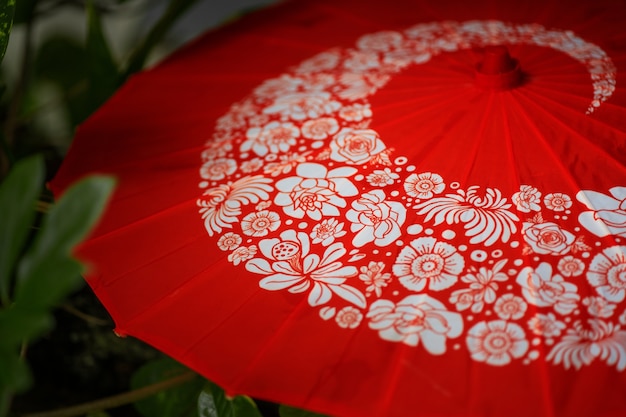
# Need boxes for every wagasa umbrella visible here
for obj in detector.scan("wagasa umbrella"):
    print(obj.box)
[51,0,626,416]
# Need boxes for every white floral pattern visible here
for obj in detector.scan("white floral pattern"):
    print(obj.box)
[367,294,463,352]
[196,20,626,371]
[346,190,406,247]
[394,237,464,292]
[516,263,580,315]
[466,320,529,366]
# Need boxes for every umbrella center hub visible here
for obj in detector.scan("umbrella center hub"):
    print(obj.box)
[475,45,522,90]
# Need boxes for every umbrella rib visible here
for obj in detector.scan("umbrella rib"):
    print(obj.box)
[515,89,626,169]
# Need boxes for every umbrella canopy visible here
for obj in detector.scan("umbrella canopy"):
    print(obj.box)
[51,0,626,416]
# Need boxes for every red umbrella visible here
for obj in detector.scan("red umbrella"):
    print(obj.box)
[51,0,626,416]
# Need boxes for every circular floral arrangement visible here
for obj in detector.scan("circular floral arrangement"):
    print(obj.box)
[197,21,626,370]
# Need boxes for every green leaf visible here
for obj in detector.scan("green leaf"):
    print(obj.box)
[198,382,262,417]
[131,357,204,417]
[0,346,32,393]
[14,256,83,312]
[0,0,15,63]
[279,405,331,417]
[15,175,114,312]
[0,304,53,348]
[0,155,44,306]
[80,0,120,123]
[17,175,115,275]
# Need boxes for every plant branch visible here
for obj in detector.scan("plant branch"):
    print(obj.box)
[22,370,198,417]
[60,302,111,326]
[122,0,200,80]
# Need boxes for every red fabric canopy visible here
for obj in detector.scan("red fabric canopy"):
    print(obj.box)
[51,1,626,416]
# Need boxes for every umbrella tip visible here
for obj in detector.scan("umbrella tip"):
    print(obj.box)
[475,45,522,90]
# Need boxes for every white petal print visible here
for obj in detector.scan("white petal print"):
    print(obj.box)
[198,176,273,236]
[415,186,519,246]
[547,320,626,371]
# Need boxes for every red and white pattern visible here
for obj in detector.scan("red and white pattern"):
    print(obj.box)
[197,21,625,371]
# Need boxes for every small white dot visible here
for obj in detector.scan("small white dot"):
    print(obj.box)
[441,230,456,240]
[471,250,488,262]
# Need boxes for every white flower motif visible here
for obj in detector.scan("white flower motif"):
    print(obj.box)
[367,294,463,352]
[494,294,527,320]
[522,222,575,255]
[415,186,519,246]
[256,201,271,211]
[241,210,281,237]
[200,158,237,181]
[366,168,399,187]
[587,246,626,302]
[449,260,508,313]
[527,313,566,338]
[394,237,465,292]
[404,172,444,199]
[274,163,358,220]
[338,103,372,122]
[202,141,232,159]
[547,320,626,371]
[243,121,300,157]
[216,99,258,131]
[512,185,542,213]
[336,306,363,329]
[557,255,585,277]
[301,117,339,140]
[240,158,264,173]
[516,262,580,315]
[310,218,347,246]
[343,50,381,72]
[582,296,617,318]
[217,232,242,251]
[264,151,311,177]
[359,261,392,297]
[620,310,626,325]
[466,320,529,366]
[263,91,341,120]
[329,128,386,164]
[577,187,626,237]
[346,190,406,247]
[228,245,257,266]
[246,230,365,308]
[295,50,341,73]
[253,75,303,98]
[198,176,273,236]
[544,193,572,211]
[356,31,404,52]
[336,73,378,100]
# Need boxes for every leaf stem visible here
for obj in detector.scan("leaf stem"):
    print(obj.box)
[21,370,197,417]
